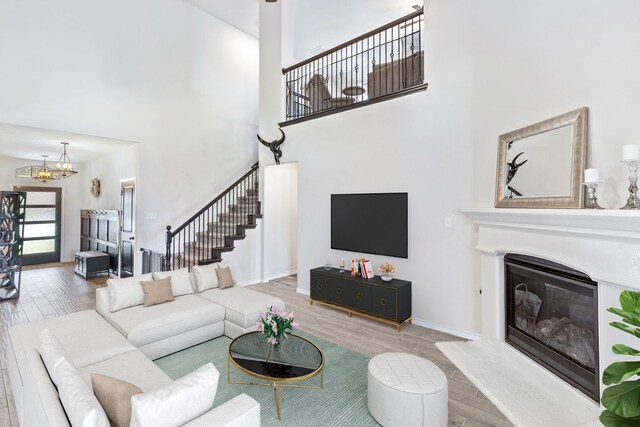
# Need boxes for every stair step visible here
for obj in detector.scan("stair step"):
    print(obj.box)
[246,188,259,196]
[217,213,254,224]
[194,232,226,241]
[228,204,259,213]
[238,195,259,203]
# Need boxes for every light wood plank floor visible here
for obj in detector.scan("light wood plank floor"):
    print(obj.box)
[0,266,512,427]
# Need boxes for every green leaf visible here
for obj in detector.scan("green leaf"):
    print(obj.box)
[613,344,640,356]
[611,322,640,339]
[620,291,640,314]
[602,379,640,418]
[600,409,640,427]
[603,362,640,385]
[608,308,640,327]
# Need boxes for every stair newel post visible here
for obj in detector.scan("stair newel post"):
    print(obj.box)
[165,225,172,271]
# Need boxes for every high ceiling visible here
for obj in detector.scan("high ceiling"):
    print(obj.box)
[0,1,420,162]
[0,123,136,163]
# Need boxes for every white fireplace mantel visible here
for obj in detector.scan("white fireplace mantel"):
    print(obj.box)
[435,208,640,427]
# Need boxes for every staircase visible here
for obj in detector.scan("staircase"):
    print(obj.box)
[165,162,261,271]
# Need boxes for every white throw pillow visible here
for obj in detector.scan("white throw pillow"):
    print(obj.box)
[216,262,236,284]
[191,263,219,292]
[39,328,73,385]
[152,268,195,297]
[107,274,153,312]
[55,357,110,427]
[130,363,219,427]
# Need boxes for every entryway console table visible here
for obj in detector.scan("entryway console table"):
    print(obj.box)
[310,267,412,331]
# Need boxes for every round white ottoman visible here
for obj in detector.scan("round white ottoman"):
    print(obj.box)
[368,352,448,427]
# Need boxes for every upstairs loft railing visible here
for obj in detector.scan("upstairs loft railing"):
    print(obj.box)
[282,8,426,125]
[164,162,260,271]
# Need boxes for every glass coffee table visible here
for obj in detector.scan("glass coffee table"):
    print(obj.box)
[228,331,324,419]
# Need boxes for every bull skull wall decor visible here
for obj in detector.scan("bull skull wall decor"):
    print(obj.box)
[257,128,285,165]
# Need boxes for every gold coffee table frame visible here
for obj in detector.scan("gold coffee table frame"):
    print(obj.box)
[227,332,324,419]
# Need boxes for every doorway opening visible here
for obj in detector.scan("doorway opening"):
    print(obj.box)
[13,186,61,266]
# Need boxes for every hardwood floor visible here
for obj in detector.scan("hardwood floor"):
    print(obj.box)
[0,266,512,427]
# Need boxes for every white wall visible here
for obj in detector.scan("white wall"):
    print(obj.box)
[282,0,480,337]
[263,163,298,280]
[0,156,85,262]
[0,0,261,277]
[472,0,640,209]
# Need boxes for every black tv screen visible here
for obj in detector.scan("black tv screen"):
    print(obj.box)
[331,193,408,258]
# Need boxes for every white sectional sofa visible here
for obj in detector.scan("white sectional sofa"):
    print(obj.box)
[7,262,285,426]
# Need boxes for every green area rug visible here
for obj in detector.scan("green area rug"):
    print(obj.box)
[154,331,378,426]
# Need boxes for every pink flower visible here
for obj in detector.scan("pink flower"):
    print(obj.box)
[267,336,278,345]
[292,322,299,328]
[256,321,264,332]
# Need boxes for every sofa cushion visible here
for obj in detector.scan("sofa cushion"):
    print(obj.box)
[39,328,73,385]
[217,262,236,283]
[192,263,218,292]
[103,294,225,348]
[216,266,234,290]
[130,363,219,427]
[79,349,173,392]
[55,357,110,427]
[140,277,175,307]
[12,310,136,371]
[152,268,195,297]
[108,273,154,312]
[199,287,285,329]
[91,373,142,427]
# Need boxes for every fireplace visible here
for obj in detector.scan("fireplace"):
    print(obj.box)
[504,254,599,402]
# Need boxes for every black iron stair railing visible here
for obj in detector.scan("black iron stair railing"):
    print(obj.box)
[165,162,260,271]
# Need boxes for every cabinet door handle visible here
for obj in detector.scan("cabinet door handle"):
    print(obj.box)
[356,292,364,300]
[379,297,387,307]
[336,287,342,295]
[317,283,323,290]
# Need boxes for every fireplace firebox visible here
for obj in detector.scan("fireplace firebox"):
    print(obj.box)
[504,254,599,402]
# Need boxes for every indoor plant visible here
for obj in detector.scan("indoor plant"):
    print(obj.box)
[256,305,297,346]
[600,290,640,426]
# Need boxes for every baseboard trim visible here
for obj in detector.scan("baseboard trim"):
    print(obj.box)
[296,287,310,296]
[263,270,297,282]
[412,317,480,341]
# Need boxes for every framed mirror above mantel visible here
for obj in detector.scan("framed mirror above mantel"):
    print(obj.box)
[495,107,588,208]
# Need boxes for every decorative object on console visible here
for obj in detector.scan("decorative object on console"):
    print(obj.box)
[495,107,588,208]
[256,305,297,346]
[91,178,101,197]
[324,263,331,271]
[600,290,640,426]
[339,258,345,273]
[620,144,640,210]
[257,128,285,165]
[583,169,602,209]
[379,261,395,282]
[310,267,411,331]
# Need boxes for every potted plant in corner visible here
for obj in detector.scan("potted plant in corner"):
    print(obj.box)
[600,290,640,426]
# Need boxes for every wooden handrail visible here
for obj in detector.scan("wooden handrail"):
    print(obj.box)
[282,7,423,74]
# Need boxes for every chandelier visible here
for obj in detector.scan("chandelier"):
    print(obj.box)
[54,142,78,177]
[35,155,54,183]
[15,142,79,182]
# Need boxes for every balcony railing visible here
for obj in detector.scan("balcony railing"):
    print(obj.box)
[282,8,426,125]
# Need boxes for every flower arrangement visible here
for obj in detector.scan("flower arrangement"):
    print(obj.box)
[256,305,298,346]
[379,262,395,274]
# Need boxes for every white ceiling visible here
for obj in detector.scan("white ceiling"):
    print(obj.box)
[0,123,136,163]
[184,0,260,39]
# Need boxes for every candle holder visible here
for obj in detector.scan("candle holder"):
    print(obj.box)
[621,160,640,210]
[583,182,603,209]
[339,259,345,273]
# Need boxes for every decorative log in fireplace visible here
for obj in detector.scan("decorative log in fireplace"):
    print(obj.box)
[504,254,599,402]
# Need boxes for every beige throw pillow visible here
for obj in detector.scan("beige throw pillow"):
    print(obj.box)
[91,374,142,427]
[140,277,175,307]
[216,266,234,290]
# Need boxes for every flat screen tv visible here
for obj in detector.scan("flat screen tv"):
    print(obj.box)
[331,192,408,258]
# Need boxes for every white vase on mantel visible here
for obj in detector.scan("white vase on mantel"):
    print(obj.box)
[381,272,393,282]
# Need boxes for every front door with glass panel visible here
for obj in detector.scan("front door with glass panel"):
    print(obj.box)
[13,187,61,265]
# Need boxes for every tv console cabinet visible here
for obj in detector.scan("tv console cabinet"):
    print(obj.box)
[310,267,411,331]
